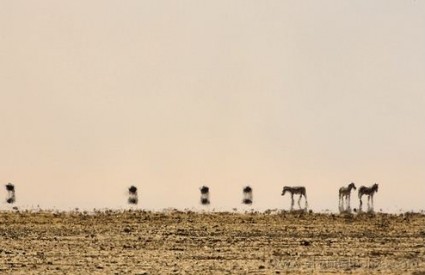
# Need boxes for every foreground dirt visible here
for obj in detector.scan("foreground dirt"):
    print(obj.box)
[0,210,424,274]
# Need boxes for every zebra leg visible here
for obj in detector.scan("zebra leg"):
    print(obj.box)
[339,195,344,212]
[290,193,294,210]
[304,192,308,209]
[367,195,371,210]
[347,194,351,210]
[338,193,342,210]
[338,193,340,208]
[298,195,302,209]
[371,194,374,209]
[359,195,363,211]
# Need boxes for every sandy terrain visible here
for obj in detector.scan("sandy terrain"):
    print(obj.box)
[0,209,424,274]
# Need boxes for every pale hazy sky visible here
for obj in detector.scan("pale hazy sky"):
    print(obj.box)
[1,1,424,211]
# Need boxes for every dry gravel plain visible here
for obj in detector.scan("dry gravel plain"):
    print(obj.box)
[0,209,424,274]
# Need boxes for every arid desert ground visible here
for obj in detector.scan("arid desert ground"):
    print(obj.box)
[0,209,424,274]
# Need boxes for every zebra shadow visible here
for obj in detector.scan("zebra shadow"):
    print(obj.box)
[339,206,354,214]
[357,207,375,214]
[290,208,308,214]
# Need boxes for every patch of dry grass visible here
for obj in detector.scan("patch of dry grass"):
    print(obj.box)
[0,210,424,274]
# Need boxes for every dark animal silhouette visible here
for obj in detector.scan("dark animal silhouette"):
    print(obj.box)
[200,186,210,205]
[339,182,356,211]
[128,185,138,205]
[358,183,379,211]
[281,186,308,210]
[242,186,253,205]
[5,183,16,204]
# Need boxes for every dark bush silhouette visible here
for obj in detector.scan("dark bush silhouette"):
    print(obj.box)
[128,185,138,205]
[129,186,137,194]
[243,186,252,193]
[201,198,210,205]
[200,186,210,205]
[128,197,138,205]
[242,186,253,205]
[243,198,253,205]
[200,186,209,194]
[6,183,14,192]
[5,183,16,204]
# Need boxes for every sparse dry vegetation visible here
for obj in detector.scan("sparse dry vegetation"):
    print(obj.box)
[0,210,424,274]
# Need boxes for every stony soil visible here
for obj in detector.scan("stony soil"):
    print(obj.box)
[0,210,424,274]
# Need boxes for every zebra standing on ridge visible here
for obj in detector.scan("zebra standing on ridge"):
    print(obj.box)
[281,186,308,210]
[358,183,379,212]
[339,182,356,211]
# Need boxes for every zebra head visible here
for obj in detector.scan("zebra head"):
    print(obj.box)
[281,186,289,196]
[373,183,379,192]
[349,182,356,190]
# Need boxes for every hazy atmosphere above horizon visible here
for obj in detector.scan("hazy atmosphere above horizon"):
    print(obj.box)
[1,1,424,212]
